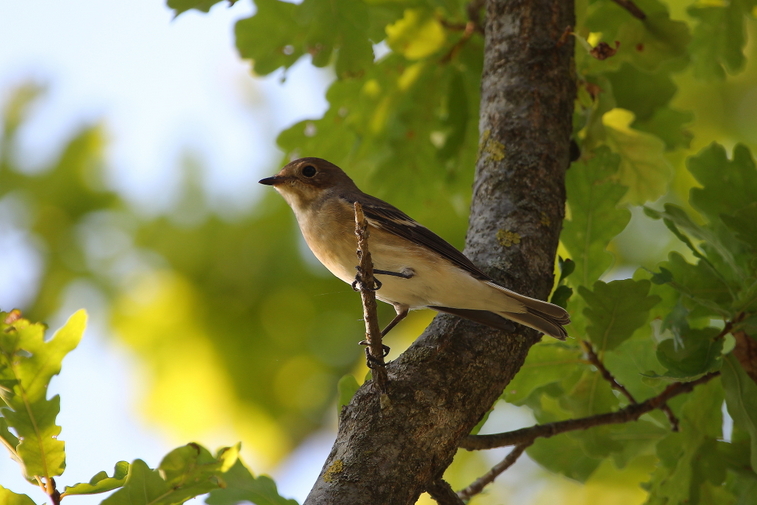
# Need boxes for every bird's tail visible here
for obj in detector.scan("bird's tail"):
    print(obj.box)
[494,286,571,340]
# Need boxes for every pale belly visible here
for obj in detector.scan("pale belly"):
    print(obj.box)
[303,223,516,312]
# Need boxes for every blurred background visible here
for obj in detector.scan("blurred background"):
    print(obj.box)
[1,1,756,504]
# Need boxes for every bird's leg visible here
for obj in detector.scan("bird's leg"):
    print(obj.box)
[380,305,408,337]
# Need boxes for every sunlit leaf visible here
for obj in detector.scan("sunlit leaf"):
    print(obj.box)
[386,8,446,60]
[603,108,672,204]
[63,462,130,496]
[0,486,36,505]
[0,310,86,481]
[206,458,298,505]
[101,444,238,505]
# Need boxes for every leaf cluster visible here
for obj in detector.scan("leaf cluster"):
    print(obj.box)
[0,310,293,505]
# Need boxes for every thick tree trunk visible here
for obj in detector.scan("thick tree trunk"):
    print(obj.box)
[304,1,575,503]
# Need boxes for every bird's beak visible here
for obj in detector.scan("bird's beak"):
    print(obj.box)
[259,176,282,186]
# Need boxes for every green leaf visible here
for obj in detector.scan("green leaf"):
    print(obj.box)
[644,378,724,504]
[688,0,750,80]
[657,252,733,317]
[236,0,375,78]
[633,107,693,151]
[584,0,690,72]
[722,354,757,472]
[646,203,743,281]
[527,434,601,483]
[605,63,676,122]
[502,344,583,405]
[550,285,573,309]
[0,310,86,481]
[385,8,446,60]
[558,257,575,284]
[721,202,757,251]
[101,444,238,505]
[579,279,661,351]
[235,0,303,76]
[656,328,722,378]
[0,486,36,505]
[206,458,298,505]
[562,147,631,287]
[100,459,172,505]
[688,143,757,224]
[63,461,130,496]
[167,0,224,16]
[336,374,360,412]
[603,108,673,204]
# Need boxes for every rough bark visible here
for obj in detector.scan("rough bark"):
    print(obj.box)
[304,1,575,503]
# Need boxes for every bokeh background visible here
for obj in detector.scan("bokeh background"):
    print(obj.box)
[1,1,757,504]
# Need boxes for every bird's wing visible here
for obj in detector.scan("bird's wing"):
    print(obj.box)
[341,193,491,281]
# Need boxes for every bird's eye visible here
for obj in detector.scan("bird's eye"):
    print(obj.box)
[302,165,317,177]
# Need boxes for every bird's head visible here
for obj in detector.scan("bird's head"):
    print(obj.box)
[259,157,358,211]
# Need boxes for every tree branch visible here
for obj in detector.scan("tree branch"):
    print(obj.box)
[457,441,532,500]
[581,340,680,431]
[353,202,388,391]
[427,479,465,505]
[459,372,719,451]
[611,0,646,20]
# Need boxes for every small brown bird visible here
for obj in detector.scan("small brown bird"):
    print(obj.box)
[259,157,570,339]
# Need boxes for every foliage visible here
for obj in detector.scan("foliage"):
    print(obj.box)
[1,0,757,503]
[0,310,292,505]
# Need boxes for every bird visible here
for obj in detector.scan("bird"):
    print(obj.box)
[259,157,570,340]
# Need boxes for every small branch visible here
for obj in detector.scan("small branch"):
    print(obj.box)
[457,441,532,501]
[582,340,680,431]
[439,21,477,63]
[427,479,465,505]
[611,0,646,20]
[353,202,389,392]
[460,372,718,451]
[581,340,637,403]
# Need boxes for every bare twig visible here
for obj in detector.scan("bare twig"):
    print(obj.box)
[440,21,477,63]
[353,202,389,391]
[427,479,465,505]
[460,372,718,451]
[581,340,680,431]
[581,340,637,403]
[612,0,646,20]
[457,441,533,501]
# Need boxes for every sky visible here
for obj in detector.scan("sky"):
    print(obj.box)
[0,0,332,502]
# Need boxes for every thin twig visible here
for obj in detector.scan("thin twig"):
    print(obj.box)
[581,340,680,431]
[460,372,718,451]
[581,340,637,403]
[457,441,533,500]
[612,0,646,20]
[427,479,465,505]
[440,21,477,63]
[353,202,389,392]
